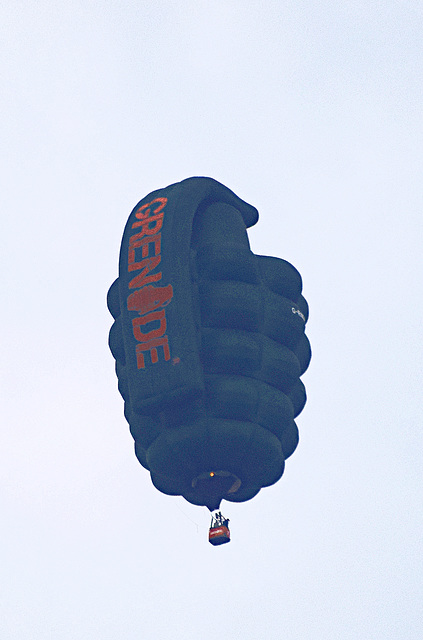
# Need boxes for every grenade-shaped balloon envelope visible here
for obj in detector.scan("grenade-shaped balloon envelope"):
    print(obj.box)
[107,177,311,511]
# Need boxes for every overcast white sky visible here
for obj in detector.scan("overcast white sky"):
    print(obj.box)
[1,2,422,639]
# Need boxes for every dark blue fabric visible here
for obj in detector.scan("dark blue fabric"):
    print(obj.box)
[108,177,311,510]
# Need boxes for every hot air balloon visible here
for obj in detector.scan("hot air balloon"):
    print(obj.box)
[107,177,310,539]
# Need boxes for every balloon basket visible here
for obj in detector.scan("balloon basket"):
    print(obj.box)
[209,525,231,546]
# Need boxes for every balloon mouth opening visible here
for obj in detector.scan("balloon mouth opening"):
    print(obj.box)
[191,470,242,495]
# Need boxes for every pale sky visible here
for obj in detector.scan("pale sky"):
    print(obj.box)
[1,2,422,639]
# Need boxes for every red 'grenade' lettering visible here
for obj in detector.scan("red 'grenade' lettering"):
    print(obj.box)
[127,284,173,315]
[126,197,173,368]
